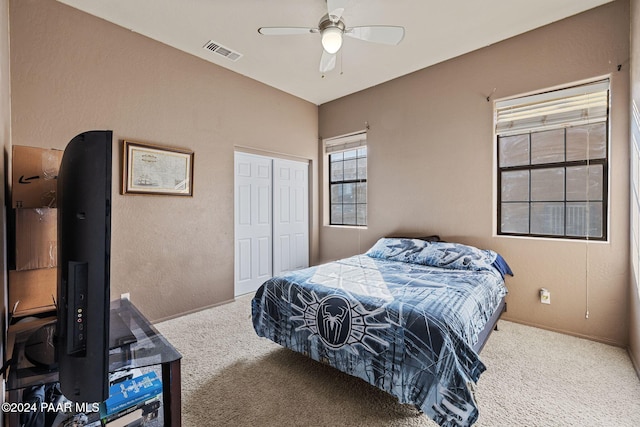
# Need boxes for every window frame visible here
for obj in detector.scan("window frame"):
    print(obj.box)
[631,99,640,294]
[324,131,368,228]
[495,80,610,241]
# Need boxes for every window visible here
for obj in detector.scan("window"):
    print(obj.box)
[631,99,640,293]
[326,133,367,226]
[495,80,609,240]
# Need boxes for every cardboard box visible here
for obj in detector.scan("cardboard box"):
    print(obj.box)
[15,208,57,270]
[12,145,63,208]
[8,268,58,317]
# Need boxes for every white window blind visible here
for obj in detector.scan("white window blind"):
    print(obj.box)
[324,131,367,153]
[495,80,609,136]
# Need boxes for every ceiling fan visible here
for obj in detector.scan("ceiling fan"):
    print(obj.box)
[257,0,405,73]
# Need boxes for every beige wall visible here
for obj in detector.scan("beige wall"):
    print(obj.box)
[630,0,640,376]
[5,0,636,351]
[1,0,9,404]
[9,0,319,321]
[319,1,630,346]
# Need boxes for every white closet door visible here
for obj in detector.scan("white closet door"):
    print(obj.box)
[273,158,309,276]
[234,153,272,296]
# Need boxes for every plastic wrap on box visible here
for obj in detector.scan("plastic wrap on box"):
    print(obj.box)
[15,208,57,270]
[12,145,63,208]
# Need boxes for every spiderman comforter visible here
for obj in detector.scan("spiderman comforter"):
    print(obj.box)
[251,238,512,427]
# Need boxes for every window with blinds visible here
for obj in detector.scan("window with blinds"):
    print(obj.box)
[325,132,367,226]
[495,79,609,240]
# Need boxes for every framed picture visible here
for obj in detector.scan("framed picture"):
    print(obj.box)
[122,140,194,196]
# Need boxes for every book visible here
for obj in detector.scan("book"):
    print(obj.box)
[103,396,161,425]
[104,409,143,427]
[102,372,162,417]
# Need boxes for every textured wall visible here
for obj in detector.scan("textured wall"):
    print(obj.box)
[319,1,630,346]
[9,0,319,321]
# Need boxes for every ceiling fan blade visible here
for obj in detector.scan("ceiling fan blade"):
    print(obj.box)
[327,0,347,22]
[319,49,336,73]
[258,27,317,36]
[345,26,405,45]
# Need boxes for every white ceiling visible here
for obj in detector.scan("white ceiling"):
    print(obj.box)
[57,0,614,106]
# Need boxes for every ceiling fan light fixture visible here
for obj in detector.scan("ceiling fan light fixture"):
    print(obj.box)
[257,8,404,75]
[321,26,343,54]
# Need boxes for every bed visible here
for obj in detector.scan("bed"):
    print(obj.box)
[251,237,512,427]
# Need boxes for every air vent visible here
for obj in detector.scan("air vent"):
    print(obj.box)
[203,40,243,62]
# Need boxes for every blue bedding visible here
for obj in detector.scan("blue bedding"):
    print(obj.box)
[252,238,511,427]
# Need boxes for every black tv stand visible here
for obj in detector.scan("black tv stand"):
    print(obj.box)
[5,298,182,426]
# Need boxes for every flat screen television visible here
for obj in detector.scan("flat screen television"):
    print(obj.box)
[55,130,113,403]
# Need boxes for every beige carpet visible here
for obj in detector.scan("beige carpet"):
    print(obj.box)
[156,295,640,426]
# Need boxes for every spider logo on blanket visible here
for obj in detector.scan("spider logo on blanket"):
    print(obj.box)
[291,292,390,354]
[322,304,349,344]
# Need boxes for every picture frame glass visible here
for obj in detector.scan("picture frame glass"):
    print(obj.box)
[123,141,193,196]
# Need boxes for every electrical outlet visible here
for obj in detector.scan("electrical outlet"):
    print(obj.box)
[540,288,551,304]
[121,292,130,301]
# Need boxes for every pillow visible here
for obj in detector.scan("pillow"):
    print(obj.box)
[492,253,514,278]
[365,238,431,262]
[365,238,513,277]
[386,234,441,242]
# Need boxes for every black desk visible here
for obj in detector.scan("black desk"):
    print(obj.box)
[5,298,182,426]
